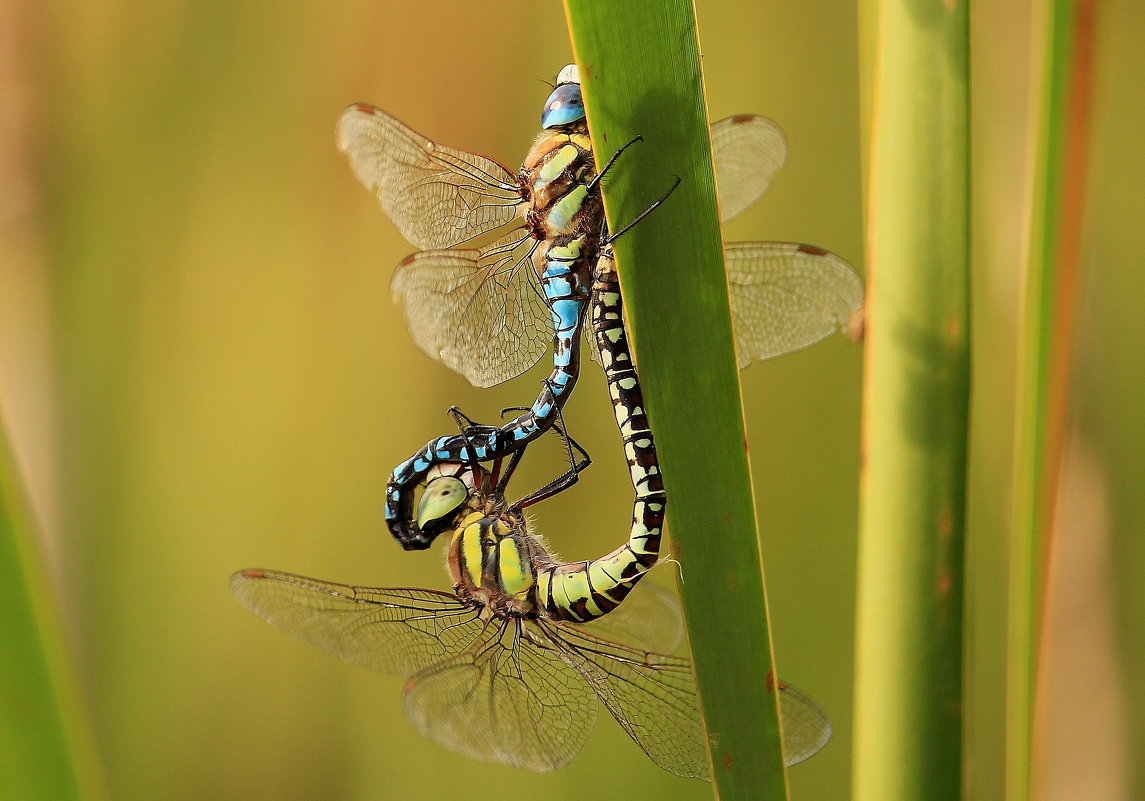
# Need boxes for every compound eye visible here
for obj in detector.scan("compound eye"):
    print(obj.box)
[541,83,585,129]
[416,477,468,529]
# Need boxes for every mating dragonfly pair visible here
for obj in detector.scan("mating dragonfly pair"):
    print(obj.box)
[232,64,862,779]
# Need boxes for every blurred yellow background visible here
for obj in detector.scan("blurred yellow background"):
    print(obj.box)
[2,0,1141,799]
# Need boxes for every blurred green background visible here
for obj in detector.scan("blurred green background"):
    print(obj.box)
[1,0,1141,799]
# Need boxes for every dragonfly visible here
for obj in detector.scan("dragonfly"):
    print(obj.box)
[338,64,864,549]
[231,259,832,776]
[340,64,609,549]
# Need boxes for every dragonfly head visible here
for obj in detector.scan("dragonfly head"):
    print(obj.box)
[541,64,585,130]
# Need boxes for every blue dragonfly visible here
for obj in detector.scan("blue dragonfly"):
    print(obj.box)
[338,64,863,548]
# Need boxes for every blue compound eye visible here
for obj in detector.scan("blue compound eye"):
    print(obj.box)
[541,83,585,129]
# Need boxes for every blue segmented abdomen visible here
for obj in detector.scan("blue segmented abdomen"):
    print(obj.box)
[537,246,667,622]
[385,238,590,549]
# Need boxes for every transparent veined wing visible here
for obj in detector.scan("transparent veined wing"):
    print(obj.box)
[337,104,524,250]
[709,115,863,365]
[404,618,598,773]
[777,681,834,765]
[539,618,710,780]
[543,618,834,779]
[710,114,788,223]
[390,229,552,388]
[725,241,864,367]
[230,569,830,776]
[229,569,483,676]
[232,569,599,772]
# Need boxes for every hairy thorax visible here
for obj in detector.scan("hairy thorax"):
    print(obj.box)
[447,509,553,621]
[520,130,601,243]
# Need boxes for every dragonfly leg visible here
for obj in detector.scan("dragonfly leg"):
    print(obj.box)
[445,405,499,440]
[446,405,479,431]
[604,176,682,244]
[513,394,592,510]
[587,135,644,194]
[496,405,533,417]
[444,406,516,495]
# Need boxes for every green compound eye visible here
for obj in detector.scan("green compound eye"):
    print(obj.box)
[416,477,468,529]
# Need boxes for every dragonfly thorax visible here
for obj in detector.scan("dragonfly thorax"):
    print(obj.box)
[520,132,599,245]
[447,511,551,620]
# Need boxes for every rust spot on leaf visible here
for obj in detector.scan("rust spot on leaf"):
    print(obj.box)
[939,510,954,536]
[937,571,953,596]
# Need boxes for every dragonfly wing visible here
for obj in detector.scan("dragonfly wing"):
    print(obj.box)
[541,620,710,780]
[582,324,605,370]
[725,241,864,366]
[777,682,834,765]
[337,104,523,250]
[391,229,551,388]
[230,569,481,676]
[710,115,788,223]
[403,618,598,773]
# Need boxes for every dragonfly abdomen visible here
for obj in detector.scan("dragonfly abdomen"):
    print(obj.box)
[537,249,667,624]
[385,238,593,547]
[490,237,589,448]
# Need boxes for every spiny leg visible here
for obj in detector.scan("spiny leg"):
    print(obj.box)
[514,399,592,511]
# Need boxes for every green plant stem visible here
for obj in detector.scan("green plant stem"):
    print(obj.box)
[853,1,970,800]
[562,1,787,798]
[1006,1,1097,799]
[0,421,106,801]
